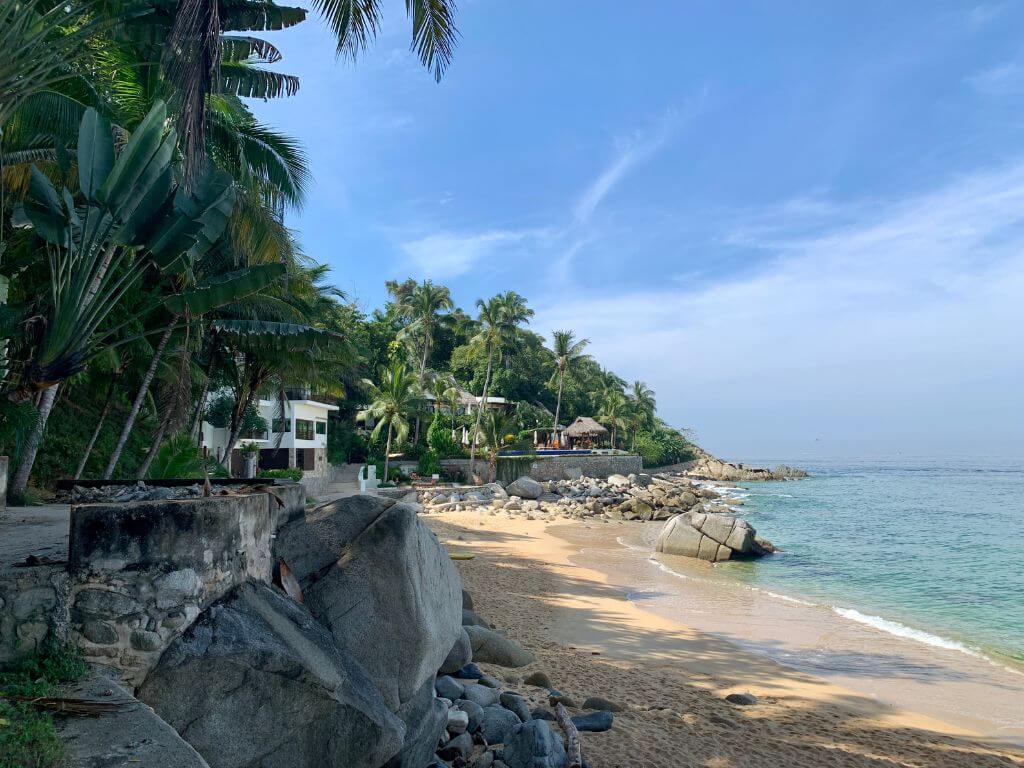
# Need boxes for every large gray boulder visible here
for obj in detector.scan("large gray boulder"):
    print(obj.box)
[506,476,543,500]
[464,625,535,667]
[439,628,473,675]
[384,679,447,768]
[302,501,462,710]
[274,494,397,580]
[656,512,765,562]
[139,582,404,768]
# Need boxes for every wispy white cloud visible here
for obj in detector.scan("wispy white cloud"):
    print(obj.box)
[573,110,682,224]
[399,229,537,280]
[967,1,1008,28]
[966,56,1024,95]
[533,161,1024,457]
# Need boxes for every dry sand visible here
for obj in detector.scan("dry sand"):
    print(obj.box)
[426,510,1024,768]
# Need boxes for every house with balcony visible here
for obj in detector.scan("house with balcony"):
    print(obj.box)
[200,389,339,481]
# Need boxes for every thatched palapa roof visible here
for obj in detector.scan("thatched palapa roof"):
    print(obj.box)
[564,416,608,437]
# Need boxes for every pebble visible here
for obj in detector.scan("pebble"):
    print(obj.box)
[446,709,470,735]
[457,663,485,680]
[436,675,465,700]
[547,689,577,708]
[523,671,551,688]
[571,710,614,732]
[582,695,623,712]
[725,692,758,706]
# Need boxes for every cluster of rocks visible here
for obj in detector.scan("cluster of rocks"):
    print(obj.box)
[429,590,614,768]
[656,509,775,562]
[685,452,808,482]
[59,481,205,504]
[419,472,742,525]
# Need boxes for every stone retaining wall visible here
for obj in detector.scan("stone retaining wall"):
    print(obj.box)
[67,494,274,684]
[0,564,69,666]
[0,455,8,512]
[441,454,642,483]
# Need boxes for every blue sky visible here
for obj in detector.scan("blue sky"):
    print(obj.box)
[255,1,1024,460]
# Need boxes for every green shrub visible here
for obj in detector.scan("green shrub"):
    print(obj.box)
[257,467,303,482]
[0,645,86,768]
[634,428,696,468]
[416,450,441,477]
[427,416,462,458]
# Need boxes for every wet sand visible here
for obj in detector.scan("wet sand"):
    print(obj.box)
[426,510,1024,767]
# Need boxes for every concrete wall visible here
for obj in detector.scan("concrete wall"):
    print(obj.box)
[67,494,275,684]
[441,454,642,483]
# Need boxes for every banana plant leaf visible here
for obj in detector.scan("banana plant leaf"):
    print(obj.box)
[211,319,347,352]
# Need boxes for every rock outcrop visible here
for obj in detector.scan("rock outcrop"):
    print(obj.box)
[656,511,771,562]
[685,451,808,482]
[293,500,462,711]
[506,476,543,500]
[139,581,405,768]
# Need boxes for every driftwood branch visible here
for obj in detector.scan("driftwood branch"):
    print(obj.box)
[554,702,583,768]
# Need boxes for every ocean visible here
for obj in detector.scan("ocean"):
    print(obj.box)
[562,457,1024,741]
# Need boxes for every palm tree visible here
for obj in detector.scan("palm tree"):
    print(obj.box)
[478,410,519,479]
[398,280,452,441]
[598,388,628,449]
[628,380,656,449]
[427,371,460,430]
[467,293,533,477]
[357,360,426,482]
[548,330,589,447]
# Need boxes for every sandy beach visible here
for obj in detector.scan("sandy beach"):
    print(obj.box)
[426,509,1024,768]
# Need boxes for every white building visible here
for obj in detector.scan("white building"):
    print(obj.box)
[201,390,339,476]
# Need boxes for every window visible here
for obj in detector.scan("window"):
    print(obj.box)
[272,419,290,433]
[315,420,327,435]
[295,419,314,440]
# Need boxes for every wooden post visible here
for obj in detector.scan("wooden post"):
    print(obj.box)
[555,703,583,768]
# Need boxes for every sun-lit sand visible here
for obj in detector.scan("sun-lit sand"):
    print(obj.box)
[427,510,1024,768]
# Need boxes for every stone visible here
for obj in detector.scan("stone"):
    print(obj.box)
[302,501,462,710]
[463,608,491,627]
[80,620,118,645]
[607,474,630,487]
[436,675,465,701]
[386,678,448,768]
[697,535,720,561]
[437,732,474,761]
[472,751,496,768]
[465,625,535,668]
[478,674,503,689]
[161,611,189,630]
[530,707,555,721]
[581,695,623,712]
[457,662,485,680]
[461,682,501,707]
[725,692,758,706]
[523,671,551,688]
[440,628,473,675]
[447,708,470,735]
[499,692,531,722]
[129,628,162,652]
[462,589,475,611]
[724,521,755,553]
[73,588,142,619]
[139,582,404,768]
[153,568,202,609]
[699,514,736,546]
[501,720,566,768]
[571,710,613,732]
[506,477,543,500]
[477,705,521,744]
[655,515,704,558]
[547,690,577,708]
[454,698,484,733]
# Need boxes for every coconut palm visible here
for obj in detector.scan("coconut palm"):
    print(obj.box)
[467,293,532,477]
[628,380,656,449]
[548,330,589,447]
[357,359,427,482]
[598,388,628,449]
[397,280,452,441]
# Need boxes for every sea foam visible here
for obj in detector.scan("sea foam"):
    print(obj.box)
[832,607,983,658]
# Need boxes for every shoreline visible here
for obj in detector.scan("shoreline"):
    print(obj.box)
[425,508,1024,767]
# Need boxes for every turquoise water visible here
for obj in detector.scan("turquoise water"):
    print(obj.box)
[720,457,1024,666]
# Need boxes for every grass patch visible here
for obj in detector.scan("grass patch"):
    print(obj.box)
[0,645,86,768]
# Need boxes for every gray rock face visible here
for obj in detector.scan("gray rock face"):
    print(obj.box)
[274,494,397,581]
[139,582,404,768]
[502,720,566,768]
[439,628,473,675]
[506,476,543,500]
[385,679,447,768]
[465,625,535,668]
[477,705,521,744]
[302,501,462,710]
[656,512,766,562]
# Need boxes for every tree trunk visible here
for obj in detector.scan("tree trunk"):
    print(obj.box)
[74,376,118,480]
[103,315,177,479]
[9,384,58,498]
[188,372,211,442]
[413,335,430,444]
[469,350,494,478]
[9,245,119,495]
[553,369,565,447]
[221,389,255,477]
[383,422,393,482]
[135,418,168,480]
